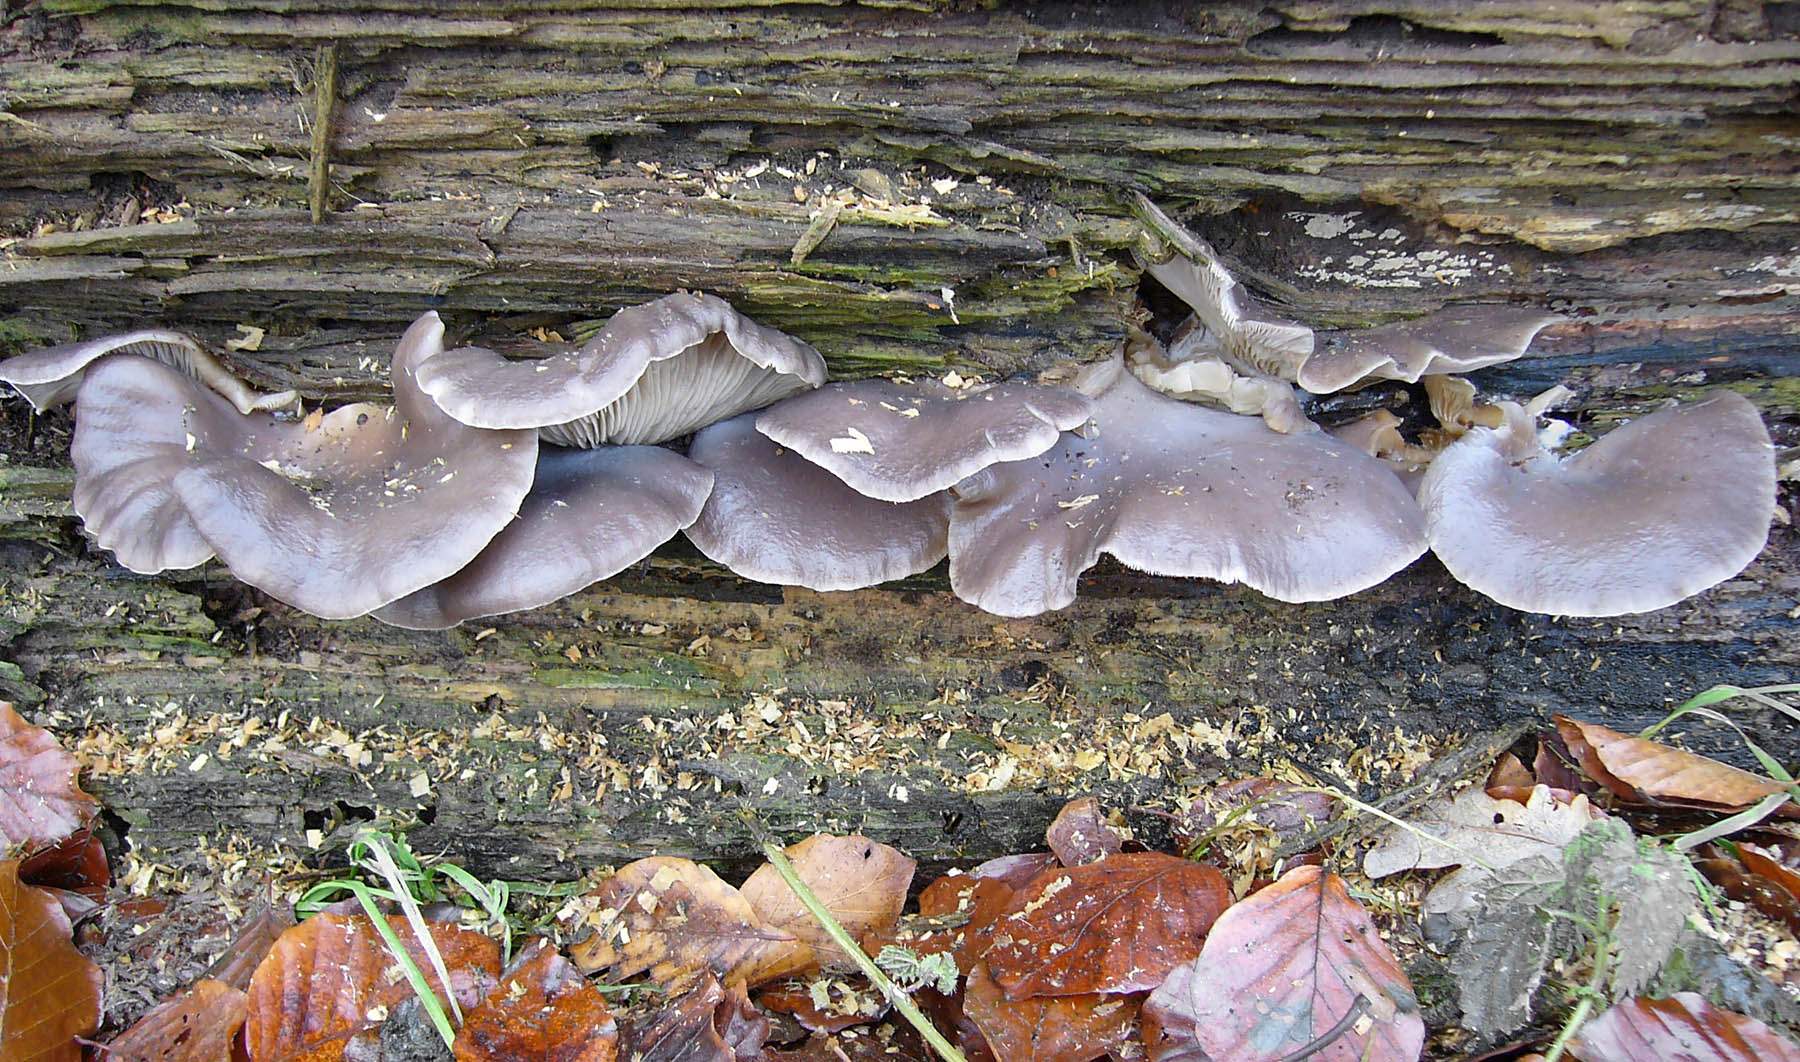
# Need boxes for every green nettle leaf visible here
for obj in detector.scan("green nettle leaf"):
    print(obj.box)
[1562,818,1698,998]
[1443,853,1566,1035]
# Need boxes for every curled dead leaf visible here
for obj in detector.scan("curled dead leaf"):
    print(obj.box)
[1045,797,1125,867]
[963,961,1139,1062]
[740,835,915,970]
[103,978,246,1062]
[569,856,808,989]
[1554,716,1795,814]
[1569,992,1800,1062]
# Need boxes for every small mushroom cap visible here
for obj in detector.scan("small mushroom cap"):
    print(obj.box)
[1297,307,1560,394]
[684,413,953,591]
[414,292,828,446]
[949,356,1427,617]
[752,377,1095,503]
[2,329,297,414]
[372,445,714,629]
[1418,393,1776,616]
[72,313,540,617]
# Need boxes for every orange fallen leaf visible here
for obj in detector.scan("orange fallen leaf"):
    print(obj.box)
[0,857,103,1062]
[103,978,247,1062]
[963,961,1138,1062]
[759,979,887,1033]
[0,703,100,854]
[1554,716,1795,814]
[1045,797,1124,867]
[1569,992,1800,1061]
[984,851,1229,999]
[202,903,295,992]
[454,941,617,1062]
[569,856,807,989]
[1143,865,1423,1062]
[244,911,500,1062]
[740,835,914,969]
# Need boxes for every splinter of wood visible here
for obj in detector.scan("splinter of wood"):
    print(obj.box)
[308,43,339,224]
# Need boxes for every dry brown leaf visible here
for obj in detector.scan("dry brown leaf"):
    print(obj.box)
[967,853,1059,892]
[906,872,1022,968]
[454,941,617,1062]
[1486,752,1539,802]
[243,911,500,1062]
[1569,992,1800,1061]
[1555,716,1795,813]
[963,962,1138,1062]
[569,856,808,989]
[0,703,100,854]
[1045,797,1125,867]
[104,978,247,1062]
[626,973,768,1062]
[758,979,887,1033]
[740,835,914,969]
[0,857,103,1062]
[1143,865,1424,1062]
[984,851,1229,999]
[203,903,296,993]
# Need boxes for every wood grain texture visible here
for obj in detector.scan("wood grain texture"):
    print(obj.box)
[0,0,1795,878]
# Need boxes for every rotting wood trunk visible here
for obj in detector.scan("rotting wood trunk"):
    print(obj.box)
[1,0,1796,881]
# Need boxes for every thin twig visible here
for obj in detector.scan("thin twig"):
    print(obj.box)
[308,42,338,223]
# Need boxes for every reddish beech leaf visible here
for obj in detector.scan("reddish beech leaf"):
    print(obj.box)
[1569,992,1800,1062]
[906,873,1022,968]
[1737,843,1800,936]
[627,973,768,1062]
[1486,752,1538,802]
[0,857,103,1062]
[1554,716,1795,814]
[758,979,888,1033]
[568,857,809,988]
[1144,865,1423,1062]
[963,961,1139,1062]
[740,835,915,969]
[244,911,501,1062]
[1046,797,1125,867]
[104,978,247,1062]
[918,987,998,1062]
[984,852,1229,999]
[1697,845,1800,939]
[17,828,110,897]
[767,1028,933,1062]
[0,702,100,853]
[968,853,1060,891]
[453,941,617,1062]
[204,903,296,993]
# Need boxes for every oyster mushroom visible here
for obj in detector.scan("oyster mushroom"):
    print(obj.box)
[1418,393,1776,616]
[948,355,1428,617]
[1132,194,1557,399]
[684,412,953,591]
[1,329,296,414]
[69,313,538,618]
[373,445,714,629]
[752,377,1095,502]
[414,292,827,446]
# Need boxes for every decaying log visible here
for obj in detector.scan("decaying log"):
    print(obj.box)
[1,0,1796,880]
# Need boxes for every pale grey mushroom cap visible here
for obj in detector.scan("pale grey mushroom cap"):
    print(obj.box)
[1297,308,1560,395]
[948,356,1428,618]
[72,313,539,618]
[752,377,1095,503]
[2,329,298,414]
[414,292,828,447]
[373,444,714,629]
[1418,393,1776,616]
[684,413,953,591]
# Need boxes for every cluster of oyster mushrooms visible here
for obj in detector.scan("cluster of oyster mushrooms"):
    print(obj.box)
[1,202,1777,627]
